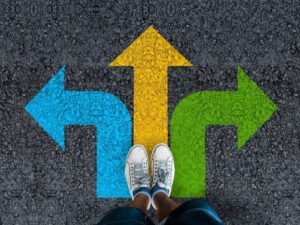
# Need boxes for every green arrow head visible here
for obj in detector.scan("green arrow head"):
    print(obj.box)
[237,66,277,149]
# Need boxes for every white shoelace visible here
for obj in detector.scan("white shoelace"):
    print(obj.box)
[130,162,149,187]
[153,160,171,186]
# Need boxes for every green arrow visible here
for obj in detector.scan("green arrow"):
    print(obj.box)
[170,66,277,197]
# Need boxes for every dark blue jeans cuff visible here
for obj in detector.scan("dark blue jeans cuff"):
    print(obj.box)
[165,199,224,225]
[97,207,154,225]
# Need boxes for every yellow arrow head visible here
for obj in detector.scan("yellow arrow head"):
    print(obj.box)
[109,26,192,69]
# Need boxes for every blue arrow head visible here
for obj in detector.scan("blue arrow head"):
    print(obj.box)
[25,67,66,149]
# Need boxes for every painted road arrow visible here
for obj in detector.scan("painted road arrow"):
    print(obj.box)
[171,66,277,197]
[110,26,192,151]
[25,67,132,198]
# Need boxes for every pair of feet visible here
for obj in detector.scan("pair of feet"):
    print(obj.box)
[125,143,175,210]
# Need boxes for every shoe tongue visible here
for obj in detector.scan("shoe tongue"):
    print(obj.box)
[134,164,144,177]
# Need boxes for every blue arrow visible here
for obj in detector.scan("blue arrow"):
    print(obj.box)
[25,67,132,198]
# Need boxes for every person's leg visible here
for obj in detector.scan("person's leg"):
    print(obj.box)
[153,193,224,225]
[153,192,180,221]
[150,144,224,225]
[150,144,177,222]
[129,193,151,214]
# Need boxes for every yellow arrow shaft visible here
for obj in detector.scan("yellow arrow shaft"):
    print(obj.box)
[110,26,192,151]
[134,68,168,151]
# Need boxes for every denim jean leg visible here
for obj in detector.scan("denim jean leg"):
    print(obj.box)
[97,207,154,225]
[164,199,224,225]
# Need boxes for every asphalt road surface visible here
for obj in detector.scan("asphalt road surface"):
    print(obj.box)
[0,0,299,224]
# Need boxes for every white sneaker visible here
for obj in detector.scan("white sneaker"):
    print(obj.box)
[151,143,175,208]
[125,145,151,203]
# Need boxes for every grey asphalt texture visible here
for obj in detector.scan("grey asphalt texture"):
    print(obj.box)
[0,0,299,224]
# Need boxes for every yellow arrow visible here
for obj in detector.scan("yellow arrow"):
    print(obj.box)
[110,26,192,151]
